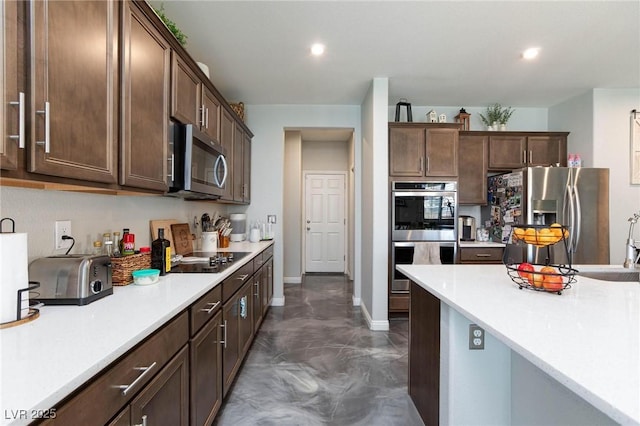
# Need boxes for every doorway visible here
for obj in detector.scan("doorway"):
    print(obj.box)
[303,172,346,273]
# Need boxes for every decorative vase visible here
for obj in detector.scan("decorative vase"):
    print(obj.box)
[487,125,494,131]
[500,124,507,131]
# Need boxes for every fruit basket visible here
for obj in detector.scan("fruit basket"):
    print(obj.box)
[503,224,577,295]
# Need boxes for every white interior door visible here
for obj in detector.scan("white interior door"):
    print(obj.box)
[304,173,346,273]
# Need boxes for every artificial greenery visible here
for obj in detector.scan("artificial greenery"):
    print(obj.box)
[154,4,187,46]
[479,103,515,126]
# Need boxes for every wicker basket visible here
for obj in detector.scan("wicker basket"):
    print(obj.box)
[229,102,245,121]
[111,253,151,286]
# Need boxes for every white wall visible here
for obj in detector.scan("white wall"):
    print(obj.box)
[283,131,302,282]
[359,78,389,330]
[388,105,549,131]
[0,186,227,262]
[550,88,640,264]
[243,105,362,308]
[301,140,349,170]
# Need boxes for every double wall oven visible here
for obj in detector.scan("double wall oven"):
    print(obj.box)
[390,181,458,294]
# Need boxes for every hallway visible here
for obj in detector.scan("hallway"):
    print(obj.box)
[214,274,424,426]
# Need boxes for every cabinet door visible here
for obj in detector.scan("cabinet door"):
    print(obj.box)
[425,128,458,176]
[527,135,567,167]
[262,257,273,316]
[458,134,488,205]
[120,0,170,191]
[219,108,234,201]
[1,0,24,170]
[252,268,263,331]
[201,86,221,142]
[233,122,244,202]
[222,295,240,397]
[30,0,118,183]
[488,135,527,169]
[242,132,251,203]
[389,127,425,176]
[130,346,189,426]
[238,280,254,357]
[171,53,201,126]
[190,311,222,426]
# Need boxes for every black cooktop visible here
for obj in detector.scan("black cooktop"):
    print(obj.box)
[170,251,251,274]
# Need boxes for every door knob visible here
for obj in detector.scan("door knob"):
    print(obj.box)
[306,227,310,231]
[306,220,310,224]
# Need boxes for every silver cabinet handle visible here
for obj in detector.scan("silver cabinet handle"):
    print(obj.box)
[529,150,533,164]
[220,319,227,348]
[36,102,50,153]
[425,156,430,172]
[200,105,205,128]
[8,92,25,148]
[134,415,148,426]
[168,154,175,181]
[475,253,492,257]
[522,150,526,164]
[419,157,424,173]
[115,362,157,396]
[235,274,249,282]
[254,281,260,297]
[200,300,220,314]
[205,107,209,129]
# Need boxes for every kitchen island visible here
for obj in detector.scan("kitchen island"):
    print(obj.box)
[399,264,639,426]
[0,241,273,426]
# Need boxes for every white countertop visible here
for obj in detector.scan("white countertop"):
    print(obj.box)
[0,241,272,426]
[398,264,640,426]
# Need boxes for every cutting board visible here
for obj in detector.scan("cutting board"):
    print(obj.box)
[149,219,178,255]
[170,223,195,256]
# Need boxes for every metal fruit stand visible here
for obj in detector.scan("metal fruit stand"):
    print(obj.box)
[503,224,577,295]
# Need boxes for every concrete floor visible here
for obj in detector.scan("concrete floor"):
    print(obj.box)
[214,274,424,426]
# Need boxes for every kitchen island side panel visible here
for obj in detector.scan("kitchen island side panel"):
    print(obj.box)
[409,281,440,425]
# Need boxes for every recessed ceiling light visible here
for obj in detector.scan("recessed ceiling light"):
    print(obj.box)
[310,43,325,56]
[522,47,540,60]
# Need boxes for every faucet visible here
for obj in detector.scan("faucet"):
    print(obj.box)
[623,211,640,268]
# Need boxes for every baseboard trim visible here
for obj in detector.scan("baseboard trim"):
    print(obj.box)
[360,301,390,331]
[283,276,302,284]
[271,296,285,306]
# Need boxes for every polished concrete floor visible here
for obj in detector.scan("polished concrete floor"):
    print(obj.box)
[214,274,424,426]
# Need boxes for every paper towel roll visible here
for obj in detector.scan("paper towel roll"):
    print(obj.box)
[0,233,29,323]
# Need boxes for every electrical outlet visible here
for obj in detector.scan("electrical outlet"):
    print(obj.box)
[55,220,72,250]
[267,215,276,224]
[469,324,485,350]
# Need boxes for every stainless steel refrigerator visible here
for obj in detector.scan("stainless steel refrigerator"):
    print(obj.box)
[487,167,610,265]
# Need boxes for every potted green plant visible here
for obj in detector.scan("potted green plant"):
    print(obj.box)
[153,4,188,46]
[479,103,514,131]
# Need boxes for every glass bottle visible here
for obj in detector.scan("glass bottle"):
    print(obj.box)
[151,228,171,275]
[112,231,121,257]
[122,229,135,256]
[102,233,113,257]
[92,241,103,256]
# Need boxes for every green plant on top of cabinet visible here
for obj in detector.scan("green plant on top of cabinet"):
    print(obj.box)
[29,0,119,183]
[389,123,459,178]
[120,0,171,191]
[1,0,25,171]
[488,132,568,170]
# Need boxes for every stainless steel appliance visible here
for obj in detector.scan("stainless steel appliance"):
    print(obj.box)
[168,123,228,200]
[487,167,609,264]
[391,181,458,293]
[171,251,251,273]
[458,215,476,241]
[28,255,113,305]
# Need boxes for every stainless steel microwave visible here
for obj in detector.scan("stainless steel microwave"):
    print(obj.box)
[168,123,228,200]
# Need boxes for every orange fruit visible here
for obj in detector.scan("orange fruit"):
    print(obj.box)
[531,273,544,288]
[540,266,556,275]
[543,274,564,292]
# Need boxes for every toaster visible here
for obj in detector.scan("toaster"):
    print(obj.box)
[28,255,113,305]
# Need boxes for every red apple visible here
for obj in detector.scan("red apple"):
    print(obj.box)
[543,274,564,292]
[517,263,534,282]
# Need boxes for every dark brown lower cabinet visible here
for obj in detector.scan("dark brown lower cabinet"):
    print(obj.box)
[109,346,189,426]
[238,280,254,357]
[409,281,441,426]
[222,290,241,397]
[253,268,263,331]
[190,310,223,426]
[262,257,273,316]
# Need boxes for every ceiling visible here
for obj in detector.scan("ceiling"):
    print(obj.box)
[150,1,640,109]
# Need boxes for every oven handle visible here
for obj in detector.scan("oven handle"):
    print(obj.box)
[392,241,456,248]
[392,191,458,197]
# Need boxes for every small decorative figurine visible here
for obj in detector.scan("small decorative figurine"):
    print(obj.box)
[428,110,438,123]
[439,114,447,123]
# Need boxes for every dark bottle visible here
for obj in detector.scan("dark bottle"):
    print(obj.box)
[151,228,171,275]
[119,228,129,255]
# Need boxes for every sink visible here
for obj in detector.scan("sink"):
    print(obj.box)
[576,266,640,282]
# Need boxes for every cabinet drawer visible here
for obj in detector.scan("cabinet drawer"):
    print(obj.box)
[262,245,274,261]
[253,251,264,270]
[190,284,222,336]
[222,261,254,302]
[389,294,409,312]
[459,247,504,263]
[47,312,189,425]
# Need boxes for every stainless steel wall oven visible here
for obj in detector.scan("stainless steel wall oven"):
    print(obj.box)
[390,181,458,293]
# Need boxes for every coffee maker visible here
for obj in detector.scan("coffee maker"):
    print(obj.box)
[458,216,476,241]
